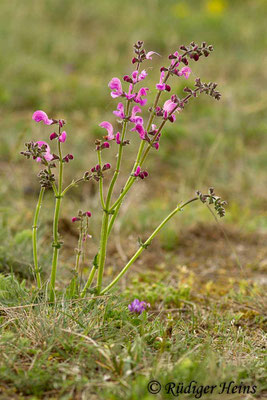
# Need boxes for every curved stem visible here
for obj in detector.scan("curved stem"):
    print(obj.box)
[32,187,45,289]
[100,197,198,295]
[61,178,84,197]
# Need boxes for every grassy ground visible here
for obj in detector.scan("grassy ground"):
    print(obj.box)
[0,0,266,398]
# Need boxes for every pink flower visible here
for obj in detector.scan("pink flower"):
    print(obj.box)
[32,110,53,125]
[131,123,146,140]
[178,66,191,79]
[113,103,125,119]
[163,100,180,121]
[58,131,67,143]
[157,70,171,91]
[71,217,80,223]
[170,51,181,67]
[132,69,148,84]
[134,87,149,106]
[130,106,143,124]
[35,141,53,162]
[86,211,92,217]
[146,51,160,60]
[156,71,167,91]
[99,121,114,140]
[108,77,123,98]
[125,84,136,100]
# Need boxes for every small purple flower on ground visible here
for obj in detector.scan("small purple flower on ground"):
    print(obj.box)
[128,299,150,314]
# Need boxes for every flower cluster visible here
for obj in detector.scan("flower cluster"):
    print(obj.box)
[96,40,221,156]
[22,110,74,165]
[133,166,149,180]
[128,299,150,314]
[90,161,111,182]
[196,187,227,217]
[72,210,92,242]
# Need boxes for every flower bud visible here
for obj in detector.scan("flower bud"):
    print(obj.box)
[86,211,92,217]
[103,163,111,170]
[165,84,171,92]
[101,142,110,149]
[50,132,58,140]
[139,172,145,179]
[134,166,141,177]
[123,75,133,83]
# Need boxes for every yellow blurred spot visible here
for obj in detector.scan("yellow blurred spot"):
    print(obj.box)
[172,3,191,18]
[205,0,227,15]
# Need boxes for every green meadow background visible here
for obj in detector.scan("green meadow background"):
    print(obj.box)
[0,0,266,398]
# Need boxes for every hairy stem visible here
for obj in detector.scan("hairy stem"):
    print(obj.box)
[75,219,83,274]
[100,197,198,295]
[32,187,45,289]
[97,150,105,209]
[49,139,64,302]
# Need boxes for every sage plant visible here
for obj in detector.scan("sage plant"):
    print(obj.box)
[21,113,91,301]
[21,41,226,301]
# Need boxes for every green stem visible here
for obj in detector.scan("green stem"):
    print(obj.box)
[100,197,198,295]
[49,139,64,302]
[80,265,97,297]
[97,151,105,209]
[107,200,121,237]
[32,187,45,289]
[61,177,84,197]
[109,89,165,213]
[96,100,130,294]
[96,211,109,294]
[75,219,83,273]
